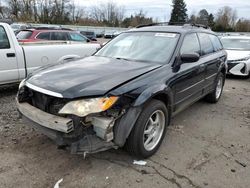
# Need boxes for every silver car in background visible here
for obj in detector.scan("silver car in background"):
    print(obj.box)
[221,36,250,77]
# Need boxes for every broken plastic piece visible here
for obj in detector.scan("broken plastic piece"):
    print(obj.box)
[133,160,147,166]
[54,178,63,188]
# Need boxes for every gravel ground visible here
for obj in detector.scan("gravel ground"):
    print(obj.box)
[0,77,249,188]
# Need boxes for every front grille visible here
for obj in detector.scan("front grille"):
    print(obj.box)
[240,64,247,74]
[227,63,237,71]
[18,86,68,115]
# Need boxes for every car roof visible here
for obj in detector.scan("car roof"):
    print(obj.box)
[81,31,94,33]
[19,29,77,33]
[128,25,216,35]
[221,35,250,39]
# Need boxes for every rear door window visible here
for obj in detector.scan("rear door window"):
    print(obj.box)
[16,31,33,40]
[198,33,214,56]
[37,32,51,40]
[209,34,223,51]
[180,33,200,55]
[51,32,69,40]
[0,26,10,49]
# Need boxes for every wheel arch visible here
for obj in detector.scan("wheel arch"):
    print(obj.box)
[57,55,81,63]
[113,86,174,147]
[221,66,226,76]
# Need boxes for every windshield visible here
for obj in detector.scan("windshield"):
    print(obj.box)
[221,38,250,50]
[16,31,33,40]
[96,32,180,64]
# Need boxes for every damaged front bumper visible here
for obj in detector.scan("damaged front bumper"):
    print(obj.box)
[227,61,250,76]
[17,101,118,154]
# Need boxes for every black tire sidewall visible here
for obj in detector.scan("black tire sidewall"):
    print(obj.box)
[215,72,225,101]
[131,100,168,158]
[205,72,225,103]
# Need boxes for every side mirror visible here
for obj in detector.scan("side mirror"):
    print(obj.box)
[181,53,200,63]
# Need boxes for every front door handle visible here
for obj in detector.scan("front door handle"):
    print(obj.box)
[6,53,16,58]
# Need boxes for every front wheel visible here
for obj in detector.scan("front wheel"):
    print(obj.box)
[125,100,169,159]
[205,72,225,103]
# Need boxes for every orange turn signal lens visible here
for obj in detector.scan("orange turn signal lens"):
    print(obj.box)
[99,96,119,111]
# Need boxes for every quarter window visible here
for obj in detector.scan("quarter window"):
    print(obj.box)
[180,33,200,55]
[0,26,10,49]
[198,33,214,55]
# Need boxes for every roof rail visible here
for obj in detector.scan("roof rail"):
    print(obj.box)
[136,22,210,30]
[184,23,210,30]
[136,22,186,28]
[33,27,73,31]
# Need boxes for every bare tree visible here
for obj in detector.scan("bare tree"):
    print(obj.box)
[90,1,125,26]
[69,1,84,23]
[215,6,237,31]
[122,9,153,27]
[235,19,250,32]
[8,0,21,20]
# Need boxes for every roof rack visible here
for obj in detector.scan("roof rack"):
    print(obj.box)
[184,23,210,29]
[136,22,184,28]
[32,27,73,31]
[136,22,210,30]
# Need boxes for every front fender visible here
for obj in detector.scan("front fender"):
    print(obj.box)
[113,84,174,147]
[133,84,174,108]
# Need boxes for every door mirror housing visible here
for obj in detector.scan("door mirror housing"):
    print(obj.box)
[181,53,200,63]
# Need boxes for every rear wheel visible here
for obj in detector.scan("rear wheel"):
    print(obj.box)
[205,72,225,103]
[125,100,169,159]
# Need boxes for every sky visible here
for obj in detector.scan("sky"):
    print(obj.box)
[75,0,250,21]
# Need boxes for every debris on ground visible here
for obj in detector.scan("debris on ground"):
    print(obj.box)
[168,125,184,134]
[235,159,247,168]
[133,160,147,166]
[54,178,63,188]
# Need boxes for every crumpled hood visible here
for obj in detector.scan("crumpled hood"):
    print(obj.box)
[226,50,250,61]
[26,56,162,98]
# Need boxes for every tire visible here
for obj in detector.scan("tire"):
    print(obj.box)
[125,99,169,159]
[205,72,225,103]
[246,71,250,79]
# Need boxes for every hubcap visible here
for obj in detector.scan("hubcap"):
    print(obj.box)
[216,76,223,99]
[143,110,165,151]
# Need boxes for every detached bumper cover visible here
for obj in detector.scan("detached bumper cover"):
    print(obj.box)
[17,101,74,133]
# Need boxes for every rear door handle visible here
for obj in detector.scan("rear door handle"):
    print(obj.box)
[6,53,16,58]
[199,64,206,70]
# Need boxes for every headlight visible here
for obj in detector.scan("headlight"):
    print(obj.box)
[59,96,119,117]
[19,79,26,89]
[237,56,250,62]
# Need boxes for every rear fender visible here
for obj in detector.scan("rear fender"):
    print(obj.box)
[57,55,81,63]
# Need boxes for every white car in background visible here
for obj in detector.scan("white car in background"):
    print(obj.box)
[221,36,250,77]
[11,23,30,32]
[0,22,100,85]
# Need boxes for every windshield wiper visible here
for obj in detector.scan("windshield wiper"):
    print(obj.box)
[115,57,133,61]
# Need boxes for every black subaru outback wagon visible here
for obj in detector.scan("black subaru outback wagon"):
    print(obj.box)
[17,24,227,158]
